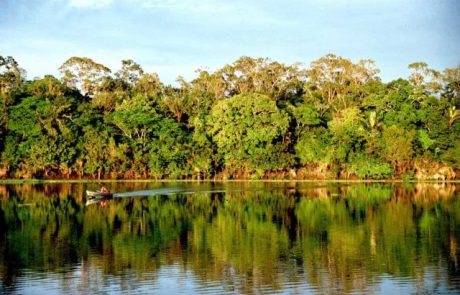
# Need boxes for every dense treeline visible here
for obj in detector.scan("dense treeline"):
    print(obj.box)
[0,54,459,179]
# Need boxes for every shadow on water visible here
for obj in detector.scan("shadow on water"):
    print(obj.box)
[0,182,459,294]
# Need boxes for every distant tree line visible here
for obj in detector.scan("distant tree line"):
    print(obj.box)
[0,54,459,179]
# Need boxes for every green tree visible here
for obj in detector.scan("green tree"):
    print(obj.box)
[380,125,415,174]
[207,93,292,175]
[306,54,380,111]
[147,119,191,178]
[0,55,25,161]
[0,55,24,98]
[408,62,442,96]
[295,127,332,166]
[291,102,321,137]
[91,76,129,112]
[162,81,191,123]
[115,59,145,86]
[327,107,366,169]
[442,64,460,106]
[0,54,458,179]
[59,56,111,96]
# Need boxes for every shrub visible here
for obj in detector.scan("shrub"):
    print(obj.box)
[347,155,394,179]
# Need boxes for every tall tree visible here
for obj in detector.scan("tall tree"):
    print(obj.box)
[408,62,442,96]
[0,55,24,98]
[442,64,460,106]
[59,57,111,96]
[0,55,25,157]
[306,54,380,111]
[115,59,145,86]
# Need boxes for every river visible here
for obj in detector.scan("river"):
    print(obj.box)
[0,182,459,294]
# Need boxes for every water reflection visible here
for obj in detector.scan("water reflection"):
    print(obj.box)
[0,182,459,294]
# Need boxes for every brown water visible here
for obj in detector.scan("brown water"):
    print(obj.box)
[0,182,459,294]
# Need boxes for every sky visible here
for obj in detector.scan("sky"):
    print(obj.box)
[1,0,459,84]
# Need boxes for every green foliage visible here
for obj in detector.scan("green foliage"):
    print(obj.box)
[207,93,292,173]
[148,119,191,178]
[292,102,321,137]
[401,170,415,181]
[111,94,161,141]
[295,127,332,165]
[0,55,458,179]
[441,140,460,169]
[347,155,393,179]
[418,129,435,152]
[327,107,367,165]
[59,56,111,96]
[27,135,76,176]
[80,129,112,176]
[380,125,415,170]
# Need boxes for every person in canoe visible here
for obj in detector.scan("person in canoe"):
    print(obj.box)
[99,186,111,207]
[100,186,110,194]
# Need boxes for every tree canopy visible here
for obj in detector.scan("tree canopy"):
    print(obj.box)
[0,54,458,180]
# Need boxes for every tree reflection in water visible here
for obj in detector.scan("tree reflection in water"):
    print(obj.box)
[0,182,459,294]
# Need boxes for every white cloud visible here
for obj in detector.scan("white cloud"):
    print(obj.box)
[67,0,113,9]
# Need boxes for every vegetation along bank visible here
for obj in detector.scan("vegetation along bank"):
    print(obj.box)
[0,54,459,180]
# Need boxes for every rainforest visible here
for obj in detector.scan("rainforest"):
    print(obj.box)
[0,54,459,180]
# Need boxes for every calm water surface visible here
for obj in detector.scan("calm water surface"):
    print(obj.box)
[0,182,459,294]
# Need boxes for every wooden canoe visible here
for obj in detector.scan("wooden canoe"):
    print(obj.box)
[86,190,113,199]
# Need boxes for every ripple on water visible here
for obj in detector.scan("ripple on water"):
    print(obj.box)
[1,182,460,294]
[2,259,459,294]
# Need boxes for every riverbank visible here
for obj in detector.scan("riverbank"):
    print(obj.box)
[1,178,459,185]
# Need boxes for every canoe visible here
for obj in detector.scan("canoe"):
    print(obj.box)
[86,190,113,199]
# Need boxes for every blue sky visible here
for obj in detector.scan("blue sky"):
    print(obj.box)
[1,0,459,84]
